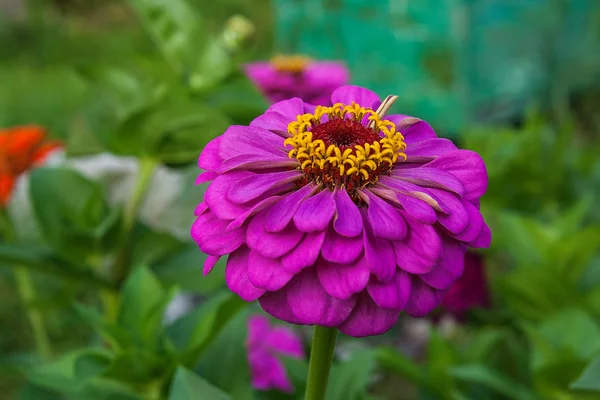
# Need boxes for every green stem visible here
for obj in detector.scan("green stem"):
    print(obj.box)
[123,158,158,233]
[0,209,52,360]
[112,158,157,286]
[305,326,338,400]
[14,267,52,360]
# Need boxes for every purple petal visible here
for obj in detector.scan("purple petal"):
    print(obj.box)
[392,167,464,196]
[245,62,277,88]
[267,326,305,357]
[247,315,271,346]
[247,251,294,291]
[250,111,294,137]
[294,188,336,232]
[304,62,350,90]
[227,196,282,232]
[404,278,444,317]
[468,223,492,249]
[404,138,458,158]
[429,189,469,234]
[229,170,300,204]
[205,171,254,219]
[322,226,363,264]
[259,290,302,325]
[281,232,325,274]
[364,190,407,240]
[194,202,208,216]
[247,211,304,258]
[203,255,220,276]
[217,154,297,174]
[394,215,442,274]
[377,178,437,224]
[333,189,363,237]
[338,292,400,338]
[198,136,223,171]
[282,268,357,327]
[419,239,467,290]
[225,247,266,301]
[266,98,305,120]
[316,256,370,300]
[219,125,286,160]
[265,184,317,233]
[191,211,246,256]
[385,115,437,144]
[452,201,484,243]
[195,171,217,185]
[363,224,396,283]
[331,85,380,107]
[367,270,412,309]
[425,150,488,201]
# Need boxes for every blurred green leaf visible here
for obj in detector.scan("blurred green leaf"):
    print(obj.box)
[73,303,133,350]
[118,266,177,346]
[152,245,226,294]
[129,227,185,272]
[427,330,456,392]
[0,243,114,289]
[73,349,113,382]
[279,355,309,392]
[167,291,246,364]
[326,349,376,400]
[571,357,600,392]
[195,310,254,399]
[449,364,536,400]
[203,74,268,125]
[103,350,164,384]
[376,347,426,387]
[169,366,231,400]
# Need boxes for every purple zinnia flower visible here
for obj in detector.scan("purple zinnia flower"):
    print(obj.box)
[244,55,349,105]
[192,85,491,337]
[247,315,304,393]
[440,252,491,321]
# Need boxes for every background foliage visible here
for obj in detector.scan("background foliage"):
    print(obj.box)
[0,0,599,399]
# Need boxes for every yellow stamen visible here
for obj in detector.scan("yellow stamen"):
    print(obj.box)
[270,54,312,74]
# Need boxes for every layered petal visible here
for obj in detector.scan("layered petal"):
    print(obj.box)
[338,293,401,337]
[225,247,265,301]
[316,256,370,300]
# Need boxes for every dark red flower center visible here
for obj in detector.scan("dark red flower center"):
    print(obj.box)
[310,119,380,151]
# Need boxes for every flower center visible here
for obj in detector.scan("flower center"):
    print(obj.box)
[284,102,406,192]
[270,54,312,74]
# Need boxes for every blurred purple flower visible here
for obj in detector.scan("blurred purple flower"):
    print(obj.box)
[191,85,491,337]
[244,55,349,105]
[440,252,491,321]
[247,315,304,393]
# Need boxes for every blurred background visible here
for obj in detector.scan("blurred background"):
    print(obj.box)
[0,0,600,399]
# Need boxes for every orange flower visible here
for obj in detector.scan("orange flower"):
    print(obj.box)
[0,125,62,207]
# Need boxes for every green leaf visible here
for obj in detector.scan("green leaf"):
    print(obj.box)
[29,167,110,262]
[70,379,144,400]
[169,367,231,400]
[73,303,134,350]
[167,291,246,364]
[129,0,204,77]
[118,266,176,346]
[449,364,536,400]
[280,356,309,392]
[326,349,376,400]
[103,350,165,384]
[129,226,185,269]
[152,245,225,294]
[375,347,426,387]
[203,74,268,125]
[571,357,600,392]
[0,243,114,289]
[73,349,113,382]
[426,330,456,391]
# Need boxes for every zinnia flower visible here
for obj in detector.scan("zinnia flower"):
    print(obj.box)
[244,55,349,105]
[0,125,61,207]
[247,315,304,392]
[192,85,491,337]
[440,252,490,321]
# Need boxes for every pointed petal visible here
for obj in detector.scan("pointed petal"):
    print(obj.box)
[385,115,437,144]
[367,270,412,310]
[198,136,223,170]
[225,247,266,301]
[364,224,396,283]
[265,184,316,233]
[364,190,407,240]
[228,170,300,204]
[429,189,469,234]
[316,256,370,300]
[331,85,380,107]
[404,138,457,158]
[226,196,282,232]
[322,226,363,264]
[333,189,363,237]
[281,231,326,274]
[338,292,400,337]
[294,188,336,232]
[425,150,488,200]
[247,211,304,258]
[452,200,484,243]
[394,215,442,274]
[420,239,467,289]
[392,167,464,196]
[195,171,217,185]
[404,278,444,317]
[191,211,246,256]
[203,255,220,276]
[468,223,492,249]
[247,250,295,291]
[205,171,254,219]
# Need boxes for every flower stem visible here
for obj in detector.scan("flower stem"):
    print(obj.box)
[0,209,52,360]
[14,267,52,361]
[123,157,157,233]
[112,157,157,286]
[305,325,338,400]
